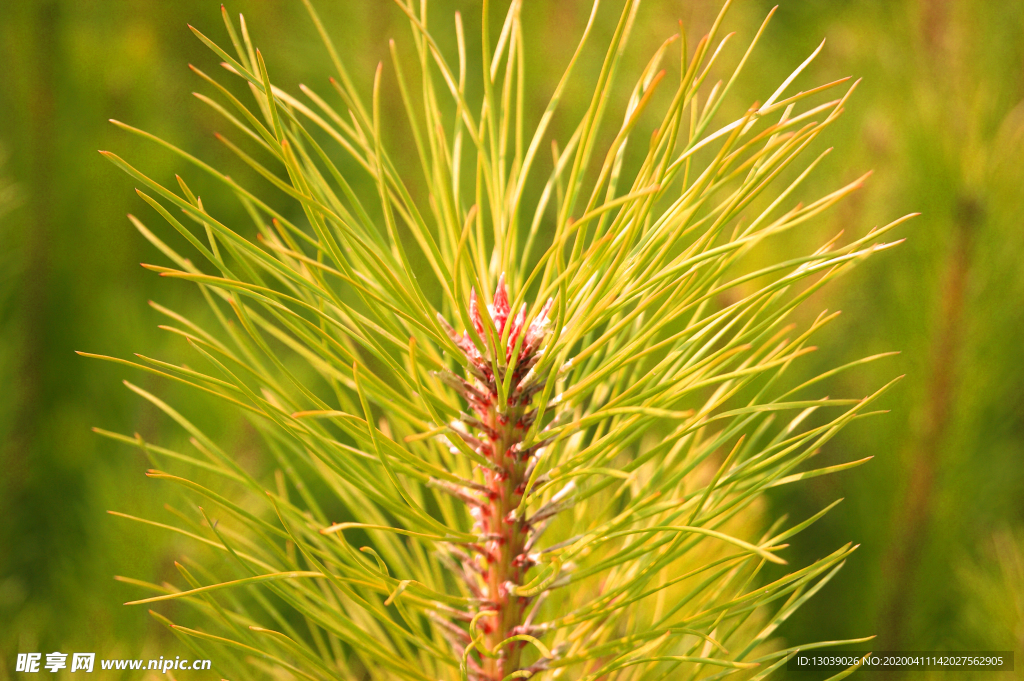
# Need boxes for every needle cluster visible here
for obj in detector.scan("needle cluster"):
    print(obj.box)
[90,1,908,679]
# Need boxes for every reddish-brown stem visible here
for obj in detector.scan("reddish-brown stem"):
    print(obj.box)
[445,277,553,679]
[878,197,977,658]
[479,396,533,678]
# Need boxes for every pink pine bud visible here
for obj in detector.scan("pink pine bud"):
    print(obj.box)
[506,304,527,363]
[491,273,511,333]
[469,288,485,336]
[524,298,554,356]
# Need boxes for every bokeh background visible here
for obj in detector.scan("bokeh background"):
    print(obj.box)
[0,0,1021,678]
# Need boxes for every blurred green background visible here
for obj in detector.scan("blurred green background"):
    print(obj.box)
[0,0,1021,678]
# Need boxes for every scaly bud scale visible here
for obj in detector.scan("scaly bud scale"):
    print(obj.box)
[440,275,553,679]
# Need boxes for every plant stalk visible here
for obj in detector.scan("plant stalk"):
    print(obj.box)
[443,276,552,679]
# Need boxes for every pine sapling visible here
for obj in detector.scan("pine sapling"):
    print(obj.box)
[88,1,911,679]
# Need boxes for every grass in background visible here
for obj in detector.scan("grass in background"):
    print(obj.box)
[745,2,1024,668]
